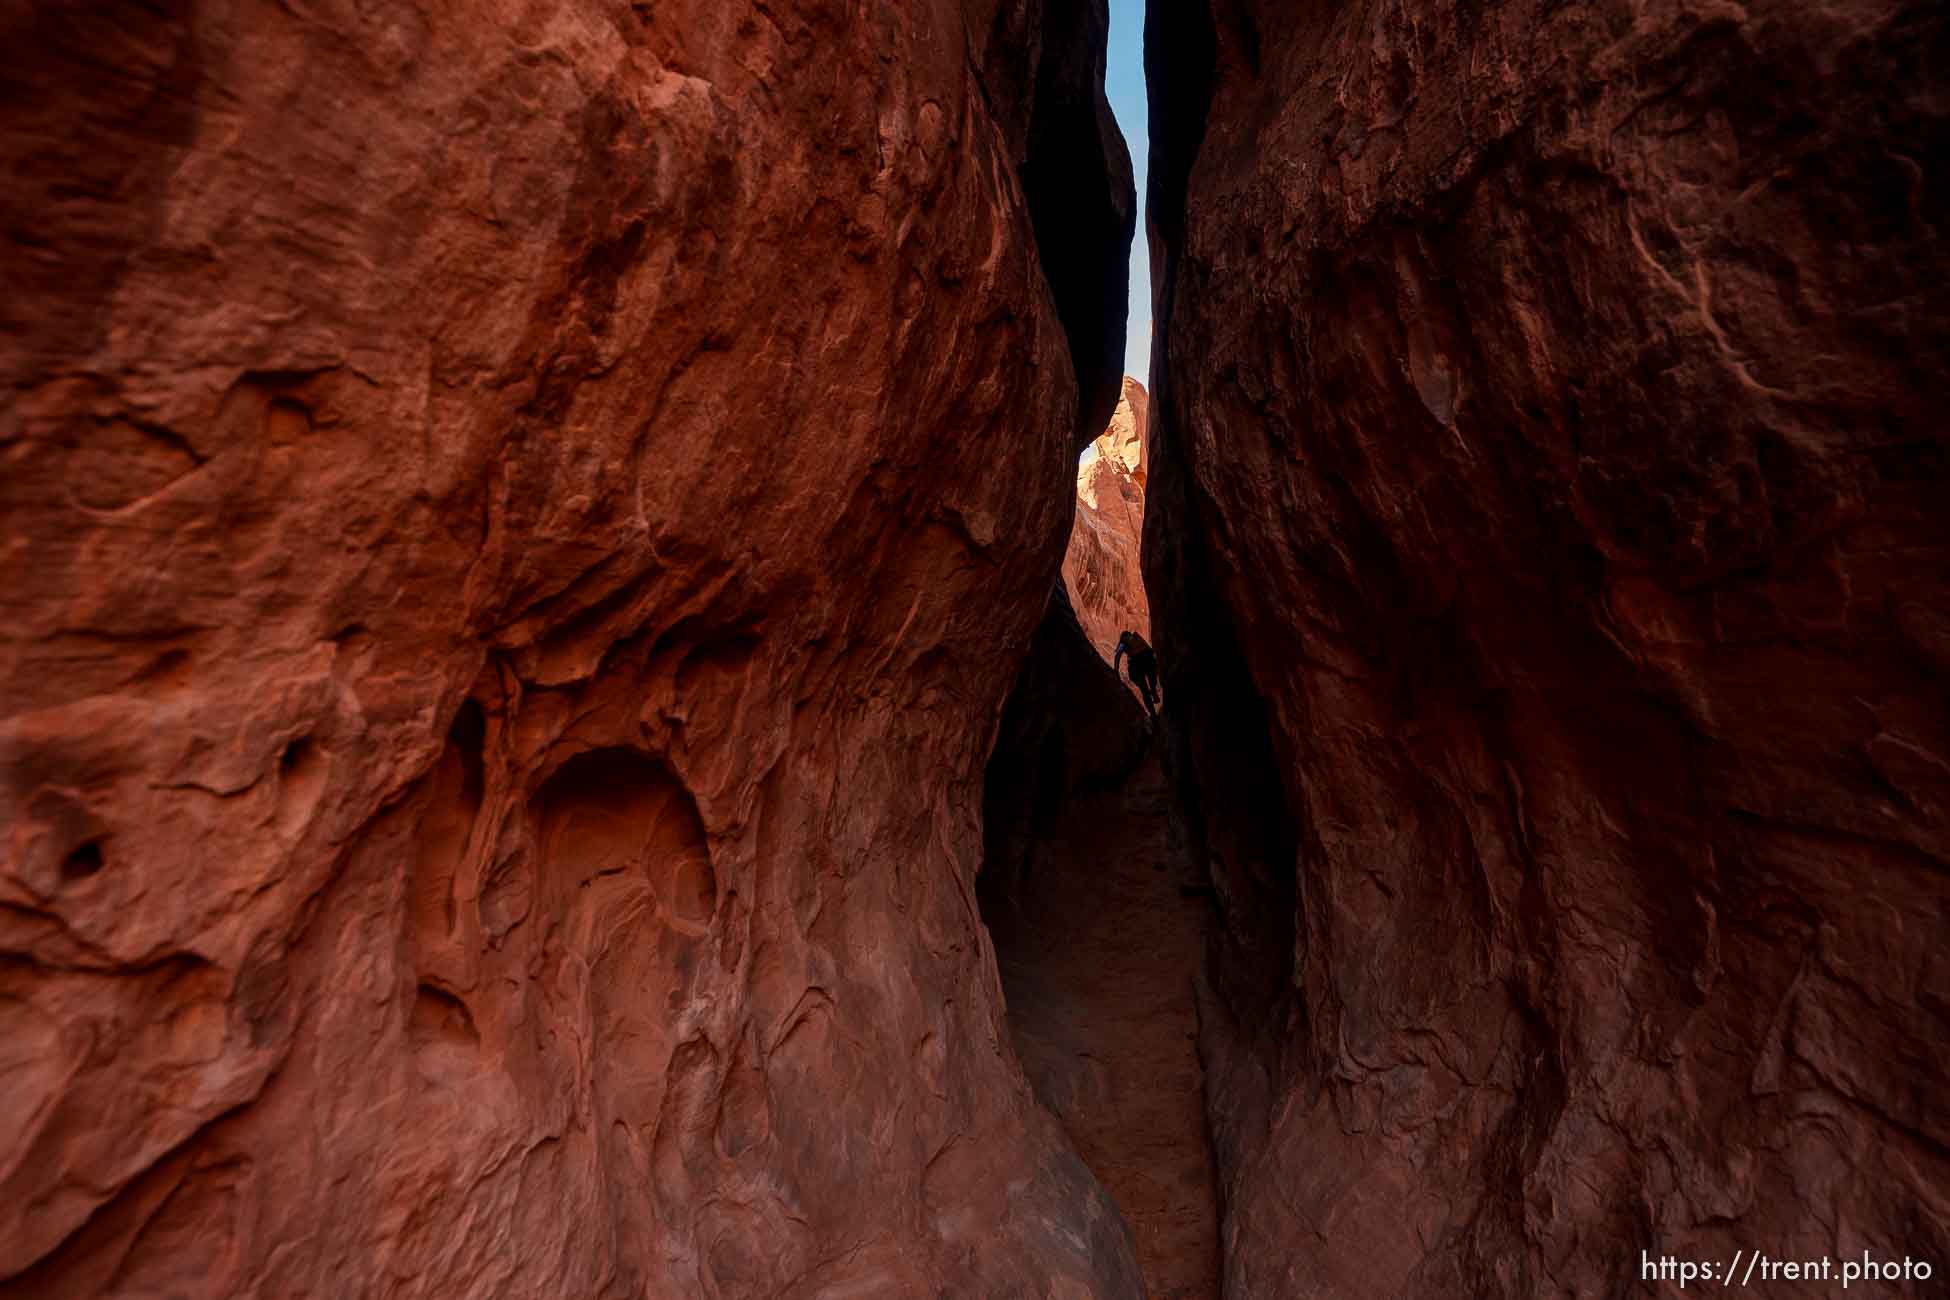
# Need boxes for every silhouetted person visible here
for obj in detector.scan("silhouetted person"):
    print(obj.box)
[1112,630,1160,718]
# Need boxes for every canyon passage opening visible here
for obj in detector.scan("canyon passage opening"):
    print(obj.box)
[978,367,1225,1299]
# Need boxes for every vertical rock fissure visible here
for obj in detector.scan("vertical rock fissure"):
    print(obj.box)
[984,742,1227,1300]
[971,7,1259,1291]
[979,588,1227,1300]
[978,372,1242,1297]
[1021,0,1139,448]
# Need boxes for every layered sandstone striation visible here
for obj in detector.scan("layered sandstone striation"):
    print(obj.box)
[1063,377,1152,666]
[0,2,1137,1296]
[1146,0,1950,1295]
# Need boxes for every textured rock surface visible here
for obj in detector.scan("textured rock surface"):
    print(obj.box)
[1102,373,1149,490]
[1146,0,1950,1295]
[1063,377,1152,667]
[0,2,1138,1296]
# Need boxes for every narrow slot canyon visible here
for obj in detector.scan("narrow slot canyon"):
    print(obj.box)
[982,742,1220,1300]
[980,380,1224,1299]
[4,1,1946,1298]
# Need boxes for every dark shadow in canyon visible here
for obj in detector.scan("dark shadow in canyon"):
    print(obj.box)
[1021,0,1139,448]
[981,584,1226,1299]
[1138,0,1304,1196]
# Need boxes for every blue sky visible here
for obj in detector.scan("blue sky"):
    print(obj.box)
[1105,0,1150,382]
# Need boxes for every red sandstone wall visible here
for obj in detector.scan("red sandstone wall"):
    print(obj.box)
[1145,0,1949,1294]
[0,3,1139,1295]
[1063,377,1151,668]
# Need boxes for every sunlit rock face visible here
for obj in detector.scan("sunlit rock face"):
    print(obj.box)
[0,2,1139,1296]
[1064,377,1152,667]
[1101,374,1149,491]
[1144,0,1950,1296]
